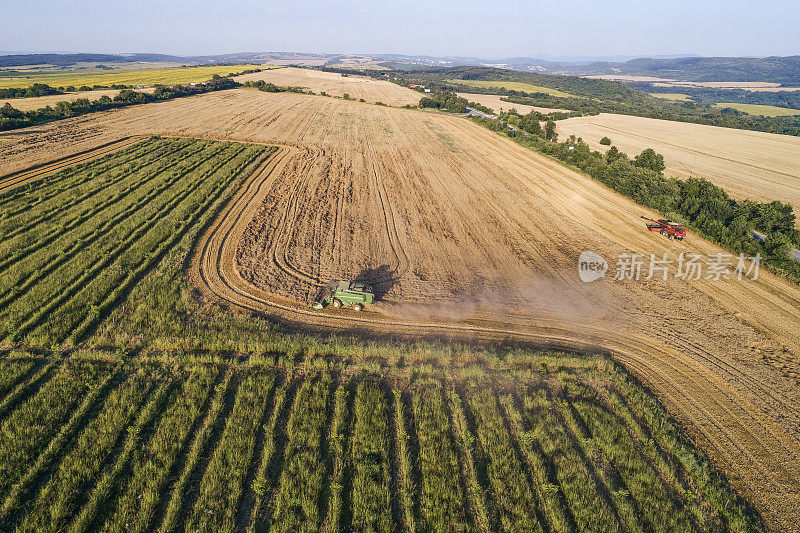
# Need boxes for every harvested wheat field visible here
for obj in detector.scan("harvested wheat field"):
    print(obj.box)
[234,66,420,106]
[234,67,422,106]
[557,113,800,217]
[0,88,155,112]
[2,89,800,529]
[456,92,566,114]
[586,75,800,91]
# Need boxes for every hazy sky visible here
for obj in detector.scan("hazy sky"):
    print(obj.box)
[3,0,798,58]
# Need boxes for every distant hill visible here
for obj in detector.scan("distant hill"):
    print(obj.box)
[0,53,190,67]
[547,56,800,84]
[0,52,343,69]
[340,55,800,85]
[363,55,800,85]
[3,52,798,85]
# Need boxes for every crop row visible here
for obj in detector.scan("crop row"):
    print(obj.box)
[186,371,276,531]
[98,366,219,533]
[0,357,762,532]
[0,140,214,301]
[0,137,171,233]
[0,142,226,341]
[0,358,115,503]
[269,374,333,532]
[0,137,161,219]
[0,137,199,266]
[0,138,271,346]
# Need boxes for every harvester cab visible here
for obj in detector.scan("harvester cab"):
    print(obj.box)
[310,280,374,311]
[642,216,686,240]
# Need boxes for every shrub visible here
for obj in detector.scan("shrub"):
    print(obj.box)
[634,148,666,173]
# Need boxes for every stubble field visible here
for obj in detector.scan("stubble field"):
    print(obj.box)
[0,88,155,111]
[1,82,800,529]
[556,113,800,219]
[456,92,566,114]
[233,67,421,106]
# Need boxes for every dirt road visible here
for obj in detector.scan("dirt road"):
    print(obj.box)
[2,89,800,529]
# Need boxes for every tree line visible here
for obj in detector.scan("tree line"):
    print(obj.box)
[241,80,311,94]
[0,75,240,132]
[469,111,800,283]
[634,83,800,112]
[501,93,800,136]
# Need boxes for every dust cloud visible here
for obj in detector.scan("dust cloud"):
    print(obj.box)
[380,274,618,327]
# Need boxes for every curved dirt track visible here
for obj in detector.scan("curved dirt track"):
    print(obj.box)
[2,89,800,529]
[190,141,800,531]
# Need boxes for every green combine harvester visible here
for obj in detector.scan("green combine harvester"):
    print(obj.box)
[310,280,374,311]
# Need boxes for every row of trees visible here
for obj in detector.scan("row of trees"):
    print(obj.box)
[0,83,63,99]
[0,75,240,131]
[470,111,800,282]
[0,82,146,99]
[241,80,310,94]
[501,94,800,136]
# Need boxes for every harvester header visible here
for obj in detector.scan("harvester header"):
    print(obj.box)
[642,216,686,240]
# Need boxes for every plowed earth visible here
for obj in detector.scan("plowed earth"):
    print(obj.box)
[2,88,800,529]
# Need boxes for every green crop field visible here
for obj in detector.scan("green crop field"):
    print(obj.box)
[0,351,762,532]
[0,64,277,89]
[0,140,762,531]
[713,102,800,117]
[447,79,574,97]
[0,137,274,346]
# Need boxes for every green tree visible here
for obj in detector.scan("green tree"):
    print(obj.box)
[1,102,23,118]
[606,145,628,163]
[599,136,612,145]
[634,148,666,173]
[545,120,557,141]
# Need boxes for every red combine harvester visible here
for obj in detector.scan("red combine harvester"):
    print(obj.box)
[642,217,686,240]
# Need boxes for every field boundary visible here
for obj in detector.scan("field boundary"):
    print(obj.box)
[0,135,146,193]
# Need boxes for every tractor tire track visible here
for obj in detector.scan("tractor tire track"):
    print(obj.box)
[189,141,800,532]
